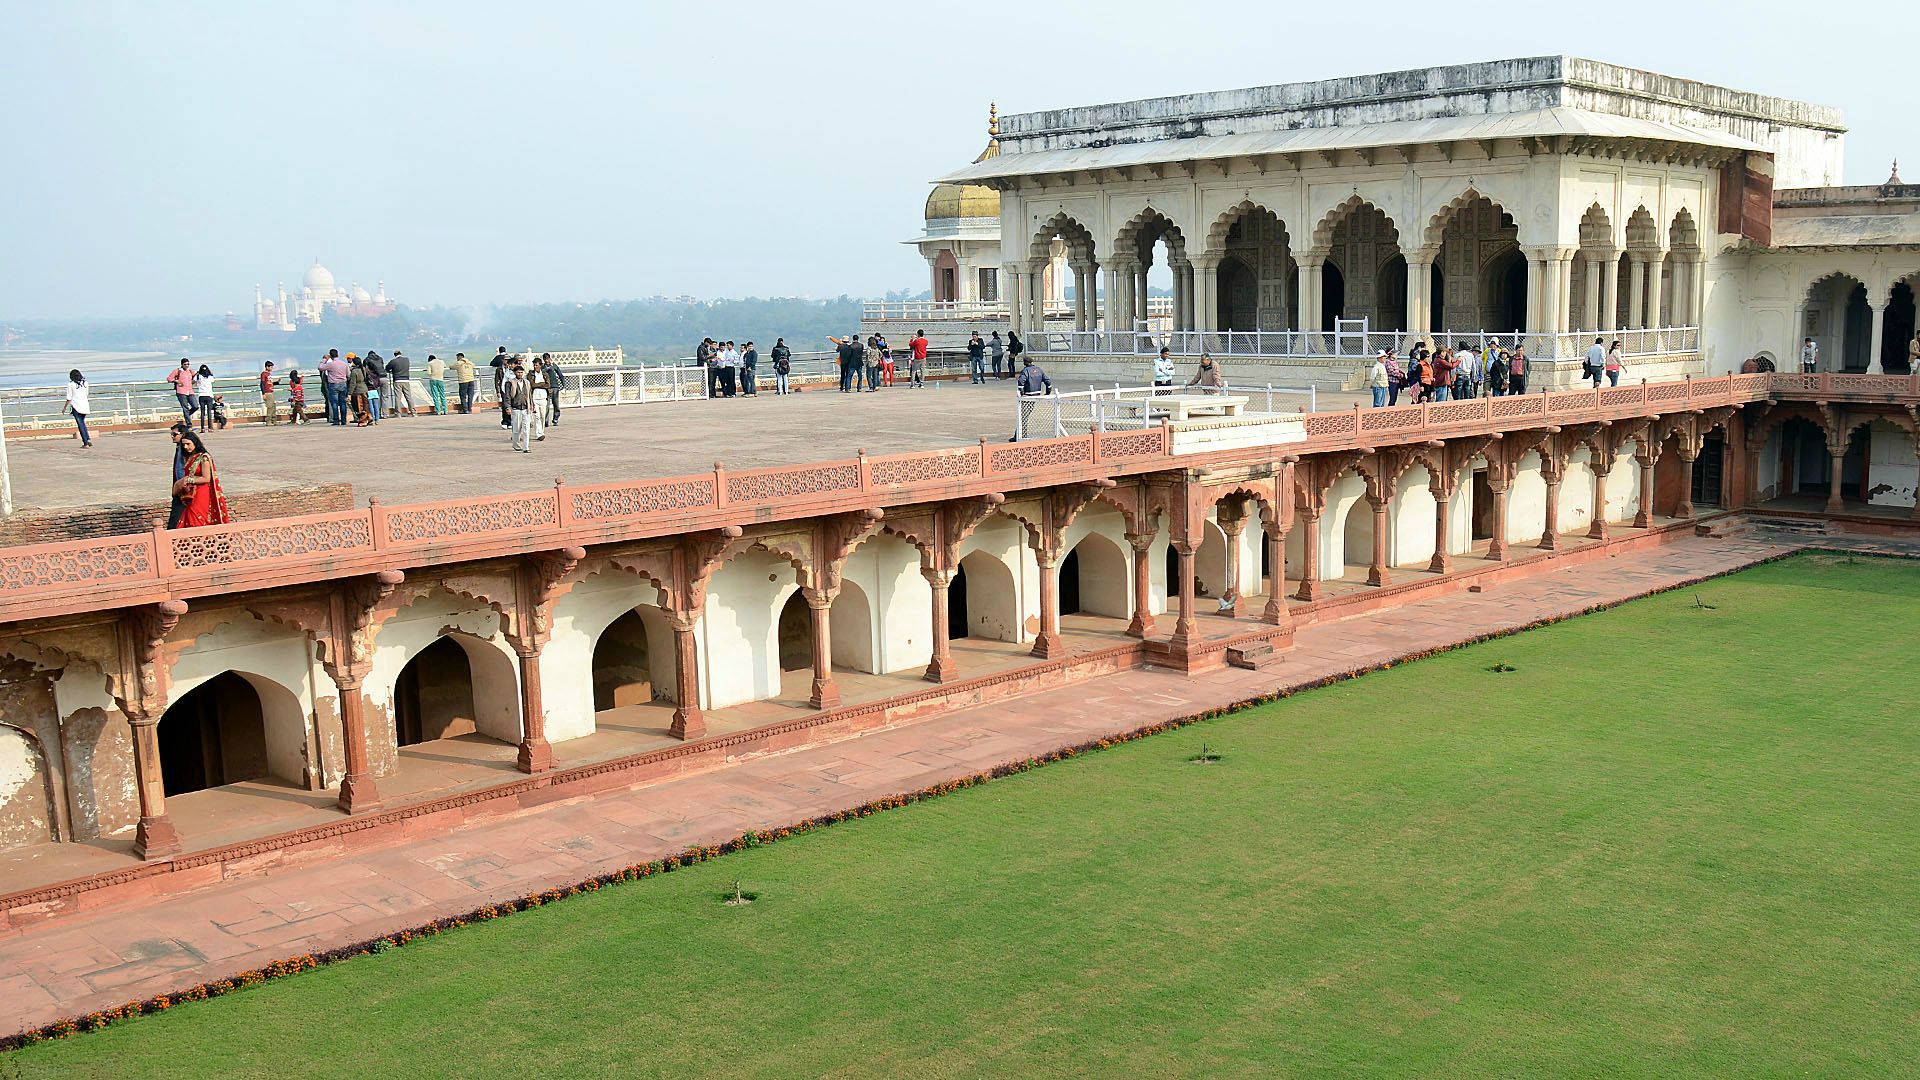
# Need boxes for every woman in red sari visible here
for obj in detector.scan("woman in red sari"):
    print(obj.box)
[171,432,232,528]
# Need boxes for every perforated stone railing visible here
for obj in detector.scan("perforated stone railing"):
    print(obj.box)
[4,372,1912,619]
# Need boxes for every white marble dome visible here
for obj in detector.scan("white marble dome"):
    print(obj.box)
[303,261,336,292]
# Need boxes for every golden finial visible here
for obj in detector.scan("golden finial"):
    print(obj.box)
[988,101,999,140]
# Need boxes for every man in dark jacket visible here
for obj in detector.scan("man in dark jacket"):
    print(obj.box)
[386,351,416,416]
[836,334,862,393]
[492,346,511,427]
[542,355,567,426]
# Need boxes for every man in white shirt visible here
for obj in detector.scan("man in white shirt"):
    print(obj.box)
[1583,336,1608,387]
[1801,337,1820,373]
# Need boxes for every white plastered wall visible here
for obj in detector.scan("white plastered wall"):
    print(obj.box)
[1390,466,1437,567]
[543,571,676,742]
[957,515,1036,643]
[368,592,523,767]
[1507,451,1548,544]
[1324,472,1368,579]
[701,547,800,709]
[1867,421,1918,508]
[167,612,323,788]
[1559,445,1596,536]
[1604,439,1641,522]
[839,533,931,676]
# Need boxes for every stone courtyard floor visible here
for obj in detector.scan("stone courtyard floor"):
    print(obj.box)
[2,380,1363,515]
[9,528,1897,1034]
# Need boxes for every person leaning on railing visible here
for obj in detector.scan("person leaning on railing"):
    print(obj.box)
[1186,353,1227,394]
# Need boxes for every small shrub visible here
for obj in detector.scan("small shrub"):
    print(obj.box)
[1486,662,1517,673]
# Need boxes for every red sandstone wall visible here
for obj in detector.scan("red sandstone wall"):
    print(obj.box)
[0,484,356,545]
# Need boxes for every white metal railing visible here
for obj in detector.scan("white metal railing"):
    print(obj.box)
[1029,326,1700,361]
[0,365,709,432]
[861,297,1176,322]
[1013,383,1317,440]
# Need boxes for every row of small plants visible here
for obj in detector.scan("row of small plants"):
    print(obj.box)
[0,545,1869,1052]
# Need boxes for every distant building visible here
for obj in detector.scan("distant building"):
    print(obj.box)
[253,260,397,331]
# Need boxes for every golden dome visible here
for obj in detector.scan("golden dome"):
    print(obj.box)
[925,103,1003,221]
[925,181,1000,220]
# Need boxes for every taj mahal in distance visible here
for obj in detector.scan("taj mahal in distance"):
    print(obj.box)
[2,48,1920,1072]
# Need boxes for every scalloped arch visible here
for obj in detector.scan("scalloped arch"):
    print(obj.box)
[1029,211,1097,264]
[1311,195,1399,251]
[1422,187,1516,251]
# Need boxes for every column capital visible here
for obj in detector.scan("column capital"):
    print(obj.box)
[1123,530,1157,553]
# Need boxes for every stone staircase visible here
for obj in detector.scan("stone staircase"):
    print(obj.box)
[1225,642,1280,670]
[1746,516,1831,538]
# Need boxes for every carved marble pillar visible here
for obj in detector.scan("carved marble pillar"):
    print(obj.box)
[1645,252,1666,329]
[1030,541,1064,659]
[1125,531,1155,639]
[805,588,840,708]
[1583,256,1604,331]
[668,613,705,740]
[1600,252,1621,332]
[923,566,957,683]
[1628,255,1648,330]
[1009,268,1028,335]
[1868,300,1888,375]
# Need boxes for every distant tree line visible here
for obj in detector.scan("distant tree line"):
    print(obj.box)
[6,291,933,362]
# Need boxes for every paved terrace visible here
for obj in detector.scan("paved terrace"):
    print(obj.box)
[7,380,1343,515]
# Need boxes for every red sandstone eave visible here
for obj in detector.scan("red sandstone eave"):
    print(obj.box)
[2,372,1916,625]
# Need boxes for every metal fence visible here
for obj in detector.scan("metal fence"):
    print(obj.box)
[1013,383,1317,440]
[1030,326,1701,361]
[0,365,710,433]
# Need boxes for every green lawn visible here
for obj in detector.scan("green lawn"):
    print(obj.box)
[16,553,1920,1078]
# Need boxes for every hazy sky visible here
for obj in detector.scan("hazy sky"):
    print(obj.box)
[3,1,1910,319]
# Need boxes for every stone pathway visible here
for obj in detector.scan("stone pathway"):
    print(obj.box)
[0,533,1839,1032]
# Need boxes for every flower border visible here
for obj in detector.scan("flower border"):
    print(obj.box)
[4,546,1911,1052]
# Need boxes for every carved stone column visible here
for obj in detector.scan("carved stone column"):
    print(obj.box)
[1540,462,1563,550]
[1030,541,1063,659]
[1673,447,1700,519]
[507,548,583,774]
[668,613,705,740]
[1826,448,1848,514]
[805,588,840,708]
[1293,508,1322,602]
[1429,476,1453,573]
[922,566,957,683]
[123,600,188,860]
[1588,458,1611,540]
[1366,488,1392,587]
[1645,251,1666,329]
[1487,470,1511,561]
[1124,530,1155,639]
[513,641,552,774]
[1168,539,1199,651]
[1867,300,1888,375]
[1219,509,1247,616]
[1634,452,1657,528]
[1261,519,1290,625]
[321,570,406,811]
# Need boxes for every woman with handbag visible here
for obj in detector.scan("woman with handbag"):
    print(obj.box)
[65,368,93,448]
[171,432,231,528]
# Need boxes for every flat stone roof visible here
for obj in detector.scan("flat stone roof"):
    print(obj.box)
[995,56,1843,153]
